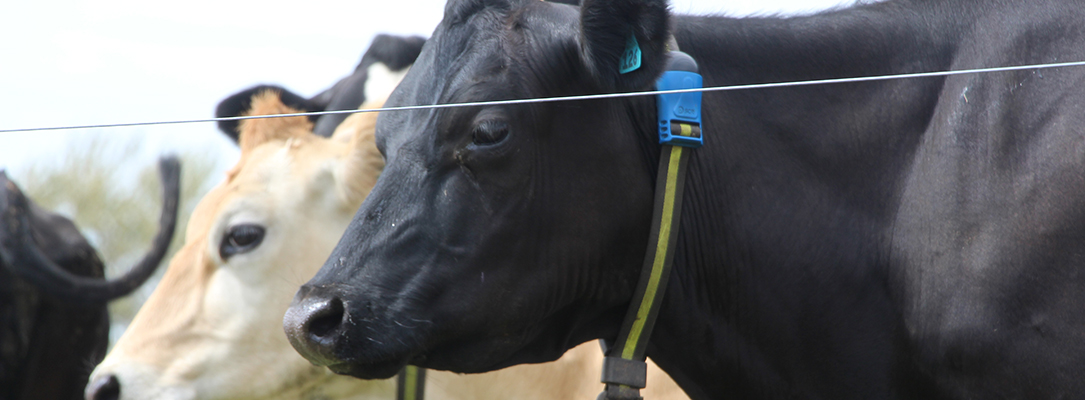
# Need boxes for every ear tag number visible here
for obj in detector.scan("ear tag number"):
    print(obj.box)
[619,33,642,74]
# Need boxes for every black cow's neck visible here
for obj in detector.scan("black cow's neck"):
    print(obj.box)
[640,3,963,398]
[673,1,961,89]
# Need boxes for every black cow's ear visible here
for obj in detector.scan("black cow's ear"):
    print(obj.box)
[214,85,321,144]
[356,34,428,72]
[579,0,670,92]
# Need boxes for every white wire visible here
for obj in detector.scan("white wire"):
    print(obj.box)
[3,60,1085,134]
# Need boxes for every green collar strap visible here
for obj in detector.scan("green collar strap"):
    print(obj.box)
[599,144,692,400]
[396,365,426,400]
[599,43,702,400]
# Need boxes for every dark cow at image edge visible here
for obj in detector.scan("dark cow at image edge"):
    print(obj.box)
[0,159,179,400]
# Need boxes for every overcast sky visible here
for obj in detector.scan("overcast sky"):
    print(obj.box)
[0,0,859,176]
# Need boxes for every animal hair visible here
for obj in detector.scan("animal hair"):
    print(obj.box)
[236,90,315,154]
[226,91,316,181]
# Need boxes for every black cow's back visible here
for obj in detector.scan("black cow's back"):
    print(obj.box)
[0,193,109,400]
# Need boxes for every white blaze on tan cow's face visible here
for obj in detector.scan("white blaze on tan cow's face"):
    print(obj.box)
[87,92,388,400]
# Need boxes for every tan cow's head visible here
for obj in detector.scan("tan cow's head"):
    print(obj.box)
[86,91,387,400]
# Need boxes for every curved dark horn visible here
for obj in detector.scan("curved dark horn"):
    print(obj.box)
[0,156,181,304]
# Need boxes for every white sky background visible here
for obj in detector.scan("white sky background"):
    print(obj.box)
[0,0,860,176]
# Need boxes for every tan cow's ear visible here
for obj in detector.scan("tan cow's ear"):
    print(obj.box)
[237,90,313,154]
[332,100,385,208]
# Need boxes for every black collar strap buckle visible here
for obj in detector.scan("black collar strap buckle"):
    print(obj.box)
[598,49,703,400]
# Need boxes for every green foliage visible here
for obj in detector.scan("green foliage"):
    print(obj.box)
[14,134,223,345]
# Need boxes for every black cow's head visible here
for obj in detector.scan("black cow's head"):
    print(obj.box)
[284,0,671,378]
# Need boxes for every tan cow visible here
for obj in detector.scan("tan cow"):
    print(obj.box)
[85,91,689,400]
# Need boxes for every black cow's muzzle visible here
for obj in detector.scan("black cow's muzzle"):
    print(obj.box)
[283,286,347,367]
[283,285,407,379]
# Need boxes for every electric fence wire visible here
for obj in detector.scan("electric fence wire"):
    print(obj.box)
[3,60,1085,134]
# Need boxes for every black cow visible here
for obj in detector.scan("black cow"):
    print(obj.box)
[0,158,180,400]
[284,0,1085,398]
[214,34,426,140]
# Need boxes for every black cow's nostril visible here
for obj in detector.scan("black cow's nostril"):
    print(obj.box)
[308,297,345,338]
[86,375,120,400]
[284,292,349,366]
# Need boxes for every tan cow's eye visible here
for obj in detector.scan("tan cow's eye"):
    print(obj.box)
[220,224,265,260]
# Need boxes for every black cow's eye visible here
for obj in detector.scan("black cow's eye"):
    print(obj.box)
[220,224,265,260]
[471,120,509,146]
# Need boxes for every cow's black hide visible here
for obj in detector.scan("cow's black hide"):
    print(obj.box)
[0,157,179,400]
[285,0,1085,398]
[0,174,108,400]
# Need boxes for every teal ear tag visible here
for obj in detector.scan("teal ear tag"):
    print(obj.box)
[619,33,642,74]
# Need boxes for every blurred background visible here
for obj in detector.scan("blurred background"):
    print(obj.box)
[0,0,861,346]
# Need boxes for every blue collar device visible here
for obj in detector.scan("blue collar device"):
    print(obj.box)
[656,51,704,148]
